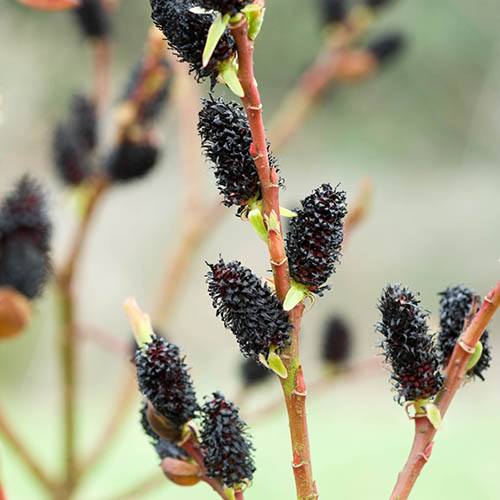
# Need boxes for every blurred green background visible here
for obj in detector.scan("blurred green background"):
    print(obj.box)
[0,0,499,498]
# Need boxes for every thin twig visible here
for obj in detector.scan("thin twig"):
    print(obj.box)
[231,15,316,499]
[0,410,57,495]
[106,472,166,500]
[92,38,112,112]
[390,281,500,500]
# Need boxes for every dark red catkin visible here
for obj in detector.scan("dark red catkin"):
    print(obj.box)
[367,33,406,66]
[438,285,491,381]
[150,0,235,84]
[0,177,52,299]
[206,258,291,361]
[72,0,111,39]
[200,392,255,488]
[135,334,198,430]
[376,284,443,404]
[106,138,160,183]
[197,0,251,16]
[240,358,272,388]
[198,96,267,208]
[286,183,347,294]
[139,402,187,460]
[53,94,96,186]
[321,315,352,366]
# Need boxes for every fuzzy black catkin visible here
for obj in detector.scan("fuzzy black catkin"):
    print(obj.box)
[240,358,271,387]
[197,0,251,15]
[207,258,292,360]
[286,183,347,293]
[438,285,491,381]
[0,177,52,299]
[139,402,187,460]
[377,284,443,404]
[135,334,198,427]
[320,0,347,25]
[72,0,111,39]
[150,0,235,83]
[321,315,352,365]
[200,392,255,487]
[106,139,159,182]
[367,33,405,65]
[366,0,394,9]
[198,96,262,207]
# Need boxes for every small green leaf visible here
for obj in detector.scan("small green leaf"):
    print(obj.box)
[268,349,288,379]
[243,5,265,40]
[280,206,297,218]
[424,403,442,430]
[248,207,268,242]
[202,13,230,68]
[224,487,236,500]
[258,353,269,368]
[219,59,244,97]
[466,341,483,371]
[283,282,307,312]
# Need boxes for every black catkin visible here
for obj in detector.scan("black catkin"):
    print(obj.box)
[197,0,251,16]
[135,334,198,428]
[0,177,52,299]
[139,402,187,460]
[286,183,347,294]
[367,33,405,65]
[72,0,111,39]
[240,358,271,387]
[198,96,261,207]
[438,285,492,381]
[366,0,394,9]
[376,284,443,404]
[321,315,352,365]
[207,258,291,360]
[150,0,235,83]
[200,392,255,487]
[320,0,347,25]
[106,139,159,182]
[53,94,96,186]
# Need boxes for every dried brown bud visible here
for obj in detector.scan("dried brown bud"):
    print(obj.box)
[160,457,201,486]
[0,287,32,339]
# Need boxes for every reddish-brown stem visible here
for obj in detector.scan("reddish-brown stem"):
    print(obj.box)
[235,490,245,500]
[231,17,316,499]
[92,38,112,112]
[391,281,500,500]
[0,409,57,494]
[182,437,227,499]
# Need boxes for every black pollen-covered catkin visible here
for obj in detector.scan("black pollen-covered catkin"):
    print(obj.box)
[72,0,111,39]
[321,315,352,365]
[198,96,262,207]
[240,358,271,387]
[0,177,52,299]
[53,94,96,186]
[286,183,347,294]
[376,284,443,404]
[150,0,235,83]
[197,0,251,15]
[320,0,347,25]
[200,392,255,487]
[366,0,394,9]
[139,401,187,460]
[438,285,491,381]
[367,33,405,65]
[135,334,198,428]
[207,258,291,360]
[106,138,160,182]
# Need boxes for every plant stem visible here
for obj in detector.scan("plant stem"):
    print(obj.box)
[391,281,500,500]
[56,175,109,495]
[0,410,57,495]
[230,16,316,499]
[106,472,167,500]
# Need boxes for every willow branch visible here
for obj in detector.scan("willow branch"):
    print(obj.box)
[106,472,166,500]
[391,281,500,500]
[92,38,112,112]
[0,410,57,495]
[231,16,316,499]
